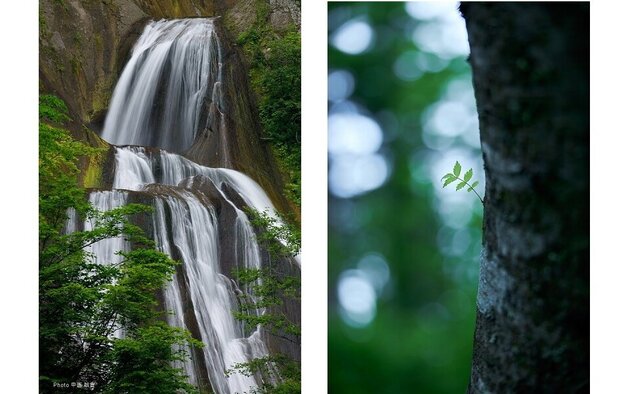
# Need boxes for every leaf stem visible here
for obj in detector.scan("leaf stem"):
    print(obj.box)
[454,176,484,205]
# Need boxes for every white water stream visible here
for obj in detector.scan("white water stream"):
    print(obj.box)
[113,146,301,265]
[102,19,221,153]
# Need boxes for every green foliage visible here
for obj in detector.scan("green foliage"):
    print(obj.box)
[235,208,300,337]
[272,135,301,208]
[453,161,461,177]
[236,3,301,207]
[230,208,301,393]
[442,174,457,188]
[39,95,200,393]
[39,94,101,244]
[39,94,71,123]
[107,323,203,394]
[245,208,301,259]
[257,32,301,146]
[442,161,484,204]
[39,221,200,391]
[463,168,473,182]
[225,354,300,394]
[233,267,300,337]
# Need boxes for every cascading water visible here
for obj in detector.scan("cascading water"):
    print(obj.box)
[71,18,297,394]
[113,146,302,265]
[155,191,262,393]
[114,147,277,218]
[101,19,221,153]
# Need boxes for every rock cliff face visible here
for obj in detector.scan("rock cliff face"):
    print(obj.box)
[39,0,300,214]
[40,0,147,125]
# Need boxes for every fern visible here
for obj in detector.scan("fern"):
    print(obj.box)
[442,161,484,204]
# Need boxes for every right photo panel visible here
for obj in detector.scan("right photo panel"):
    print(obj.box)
[328,2,589,393]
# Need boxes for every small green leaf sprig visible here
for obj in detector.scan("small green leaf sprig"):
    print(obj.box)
[442,161,483,204]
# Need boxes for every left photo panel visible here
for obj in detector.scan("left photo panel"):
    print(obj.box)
[39,1,301,393]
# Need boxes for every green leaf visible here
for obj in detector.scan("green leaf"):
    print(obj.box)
[467,181,479,192]
[453,161,461,177]
[463,168,473,182]
[442,176,457,188]
[441,173,453,180]
[456,181,467,191]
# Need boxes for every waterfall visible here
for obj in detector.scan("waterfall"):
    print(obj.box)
[101,19,221,153]
[112,146,155,190]
[71,18,297,393]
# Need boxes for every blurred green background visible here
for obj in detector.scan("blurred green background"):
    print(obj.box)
[328,2,484,393]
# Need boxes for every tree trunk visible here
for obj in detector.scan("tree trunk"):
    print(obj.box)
[461,3,589,392]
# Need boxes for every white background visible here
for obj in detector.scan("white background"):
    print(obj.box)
[0,0,628,392]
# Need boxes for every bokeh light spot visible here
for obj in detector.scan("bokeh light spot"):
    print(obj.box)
[405,1,460,21]
[424,100,473,137]
[338,270,377,327]
[410,3,470,60]
[328,70,356,102]
[332,19,374,55]
[328,112,383,155]
[329,153,389,198]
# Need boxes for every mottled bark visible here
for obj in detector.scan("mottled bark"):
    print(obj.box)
[461,3,589,393]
